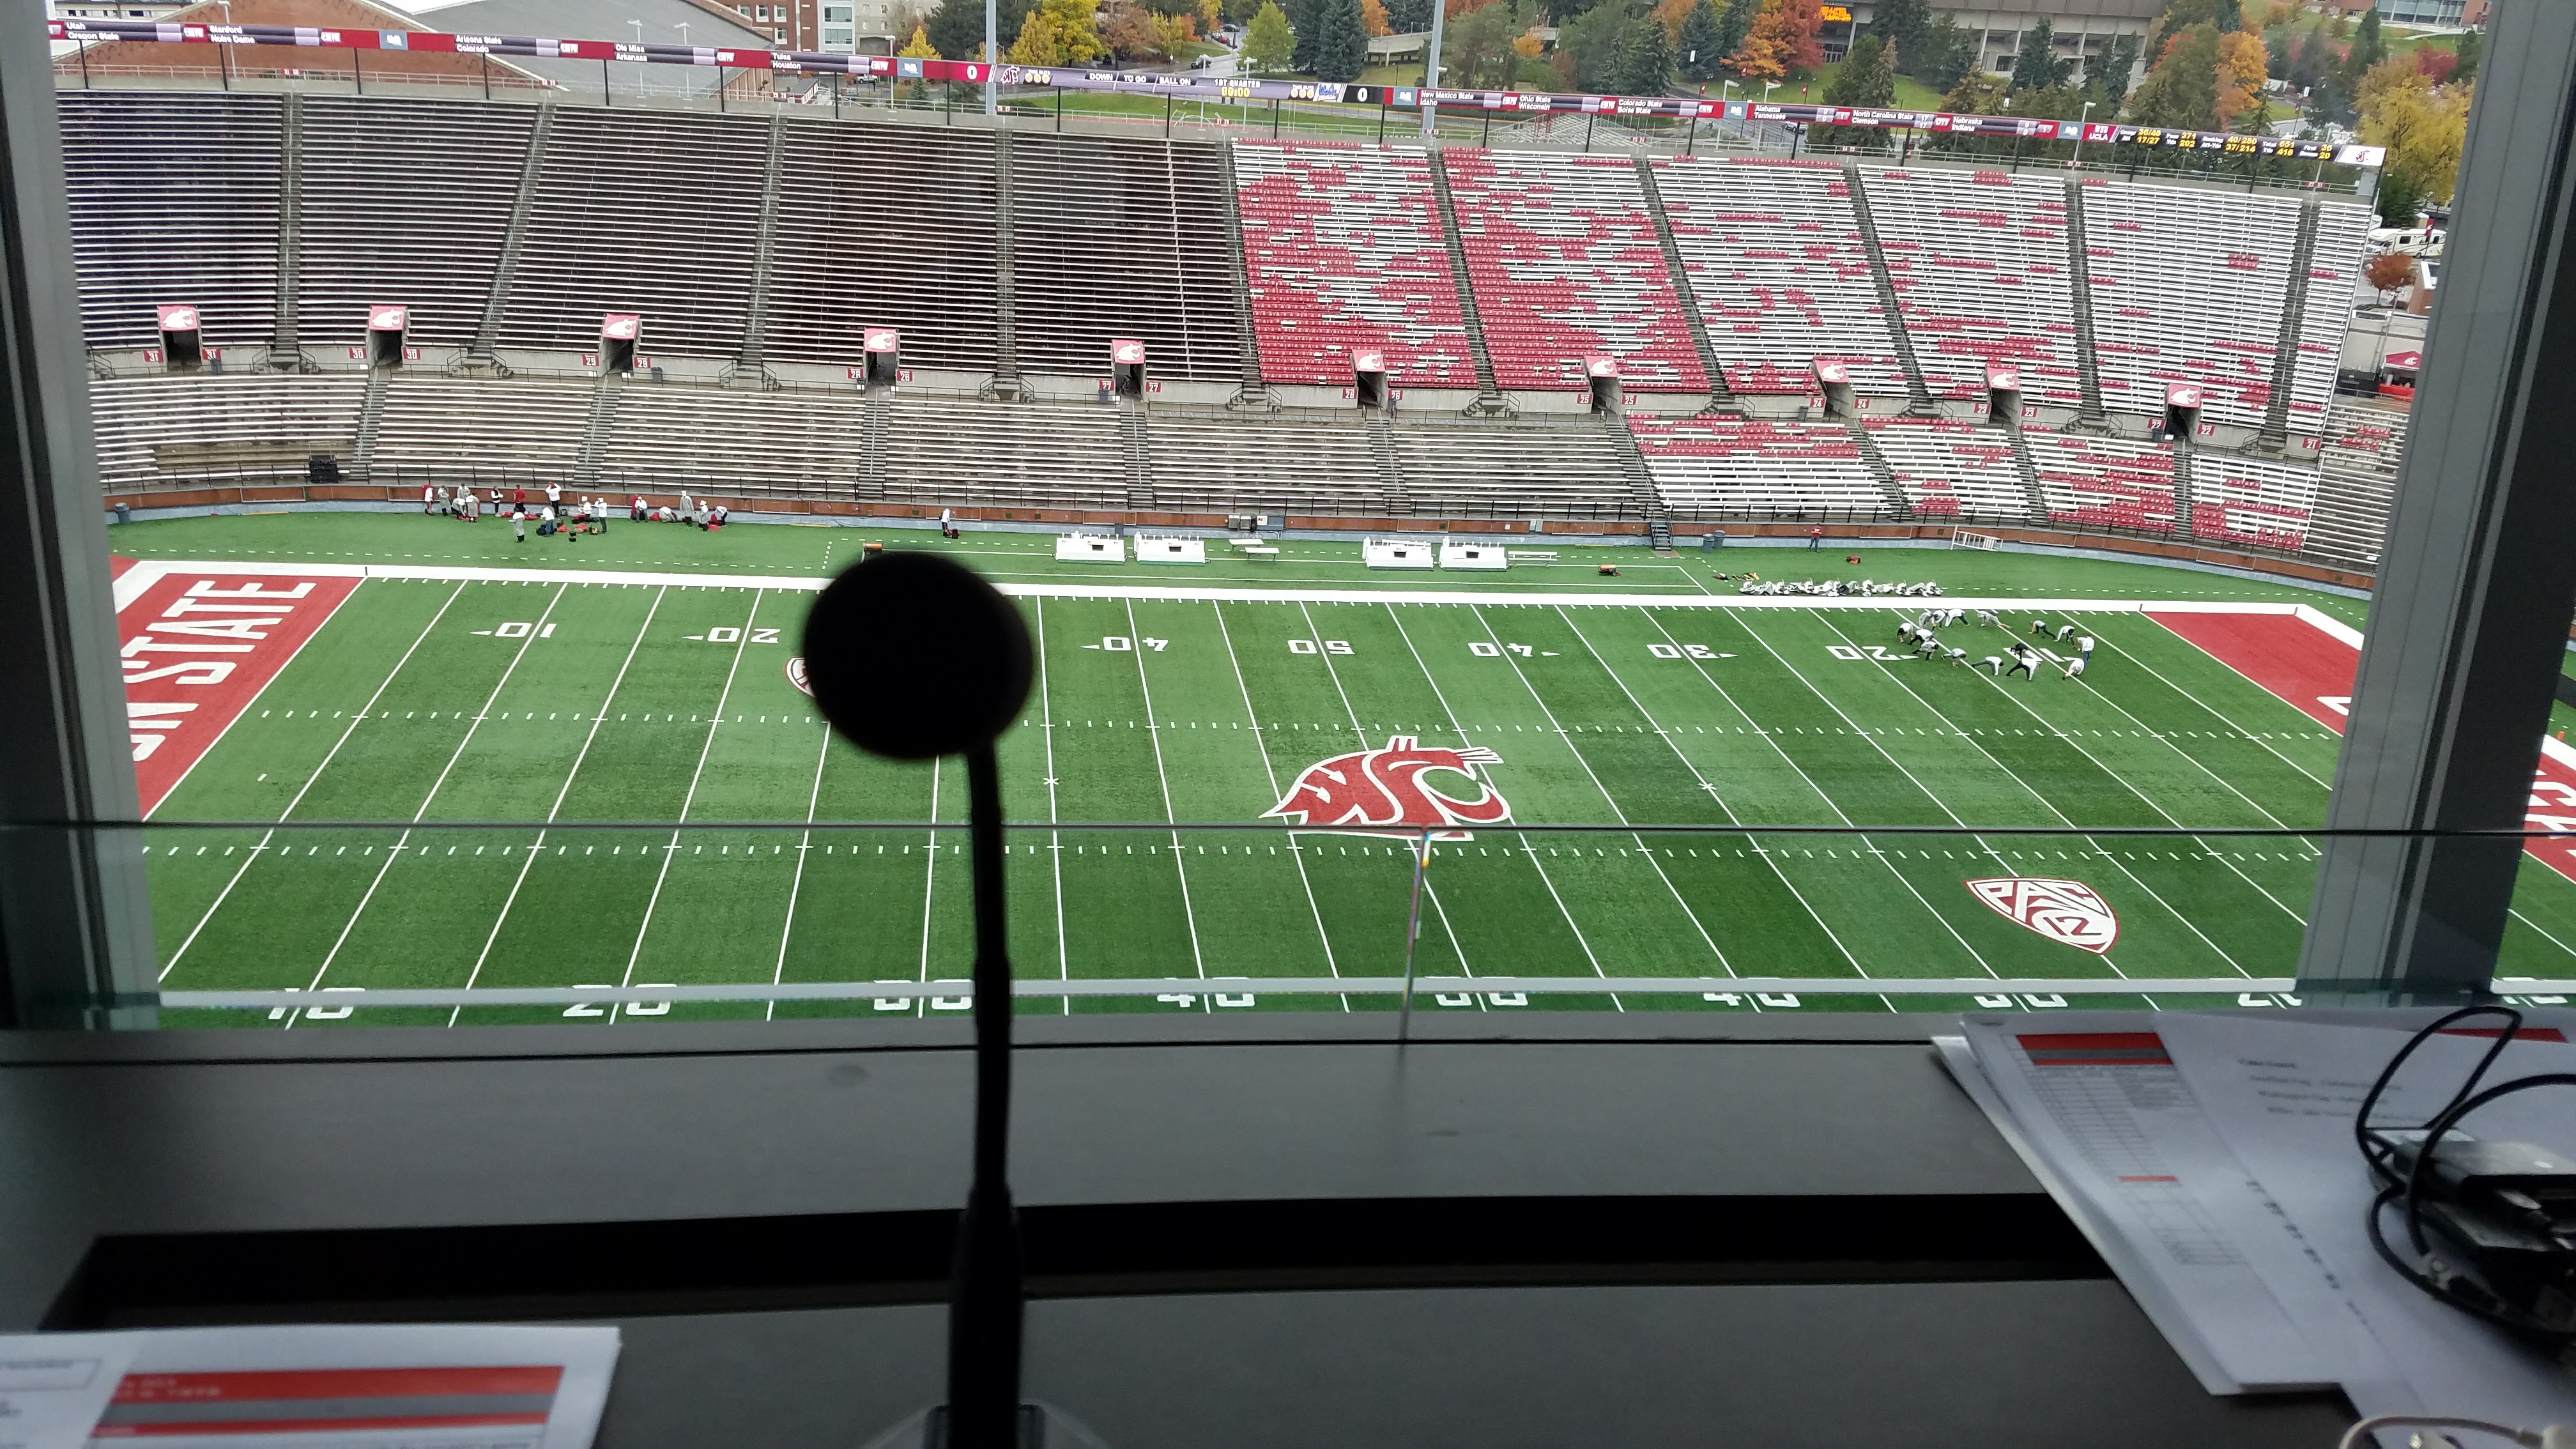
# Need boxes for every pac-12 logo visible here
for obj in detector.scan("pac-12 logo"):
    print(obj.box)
[785,657,812,696]
[1966,877,2119,954]
[1264,735,1511,841]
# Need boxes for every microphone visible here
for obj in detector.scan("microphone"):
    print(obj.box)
[806,551,1103,1449]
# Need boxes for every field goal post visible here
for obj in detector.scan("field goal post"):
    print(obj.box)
[1950,528,2002,551]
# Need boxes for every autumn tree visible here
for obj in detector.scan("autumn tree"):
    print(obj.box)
[1676,0,1724,80]
[1242,0,1294,70]
[2361,64,2471,204]
[1728,0,1790,82]
[1310,0,1368,80]
[2214,22,2267,123]
[1442,0,1515,87]
[2363,250,2417,300]
[1360,0,1390,36]
[1553,4,1627,90]
[898,22,938,55]
[1922,70,2007,156]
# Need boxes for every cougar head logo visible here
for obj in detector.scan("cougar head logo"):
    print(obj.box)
[1265,735,1511,841]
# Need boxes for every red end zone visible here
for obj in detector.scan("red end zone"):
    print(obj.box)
[2150,608,2576,883]
[117,567,359,815]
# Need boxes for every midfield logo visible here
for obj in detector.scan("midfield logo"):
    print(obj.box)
[1265,736,1512,841]
[785,656,812,696]
[1966,877,2120,954]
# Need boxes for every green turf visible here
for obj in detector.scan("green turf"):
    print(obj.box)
[121,512,2575,1028]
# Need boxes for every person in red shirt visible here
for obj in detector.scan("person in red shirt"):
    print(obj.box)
[1807,525,1824,551]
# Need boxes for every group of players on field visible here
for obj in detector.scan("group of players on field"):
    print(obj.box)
[1896,610,2096,680]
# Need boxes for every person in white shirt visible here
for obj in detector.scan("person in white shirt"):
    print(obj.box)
[2006,646,2041,680]
[545,481,562,508]
[632,495,648,522]
[2074,634,2096,659]
[940,507,958,540]
[1975,610,1998,628]
[1945,645,1969,666]
[2055,622,2078,643]
[1912,632,1942,659]
[422,484,436,514]
[2062,654,2088,680]
[1979,655,2005,675]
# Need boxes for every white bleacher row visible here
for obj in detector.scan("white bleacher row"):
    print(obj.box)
[768,121,1000,374]
[1441,150,1706,394]
[2024,427,2179,533]
[296,97,533,351]
[1150,416,1386,515]
[371,378,592,481]
[1864,168,2083,408]
[88,374,365,493]
[498,106,769,360]
[1392,422,1635,520]
[1650,157,1905,397]
[2082,181,2304,431]
[601,386,864,498]
[1012,135,1243,382]
[1864,418,2028,521]
[2308,398,2408,569]
[59,91,283,355]
[2191,451,2318,552]
[1628,415,1883,518]
[1230,141,1478,389]
[2292,204,2374,434]
[881,399,1126,509]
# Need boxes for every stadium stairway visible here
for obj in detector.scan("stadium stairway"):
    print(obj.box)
[2254,199,2325,452]
[1425,148,1514,415]
[461,99,554,377]
[1841,167,1936,414]
[266,92,306,375]
[728,111,789,392]
[1601,410,1671,548]
[854,388,890,500]
[1117,395,1158,510]
[2006,425,2053,520]
[351,366,390,481]
[572,371,623,491]
[2169,432,2199,532]
[986,131,1023,402]
[2060,180,2112,429]
[1846,417,1912,518]
[1632,155,1736,413]
[1213,143,1268,408]
[1363,410,1414,516]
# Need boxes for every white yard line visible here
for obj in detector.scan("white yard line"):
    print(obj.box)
[289,581,573,1022]
[1560,604,1988,988]
[1121,598,1209,985]
[449,586,669,1025]
[1372,604,1622,1009]
[767,724,837,1022]
[611,589,765,1018]
[1209,600,1347,1009]
[161,580,464,979]
[1035,599,1070,1012]
[1791,609,2255,981]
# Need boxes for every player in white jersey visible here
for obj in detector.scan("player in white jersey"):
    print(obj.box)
[1945,645,1969,665]
[2055,623,2078,643]
[1897,620,1919,642]
[1945,608,1967,627]
[2006,646,2041,680]
[1979,655,2005,675]
[1975,610,1998,628]
[2074,634,2095,659]
[2062,654,2088,680]
[1913,632,1943,658]
[2030,618,2051,639]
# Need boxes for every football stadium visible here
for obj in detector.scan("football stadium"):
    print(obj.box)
[36,30,2534,1028]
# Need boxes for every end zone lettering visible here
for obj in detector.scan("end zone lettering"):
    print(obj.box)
[118,571,360,815]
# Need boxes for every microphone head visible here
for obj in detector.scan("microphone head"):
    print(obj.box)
[801,550,1032,760]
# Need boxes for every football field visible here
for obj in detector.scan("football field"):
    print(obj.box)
[112,519,2576,1027]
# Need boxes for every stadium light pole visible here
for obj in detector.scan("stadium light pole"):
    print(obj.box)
[1420,0,1446,137]
[2071,100,2095,169]
[985,0,997,114]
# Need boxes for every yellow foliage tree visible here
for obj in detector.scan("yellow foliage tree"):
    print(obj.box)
[1361,0,1390,36]
[2214,27,2267,123]
[1729,0,1790,82]
[1512,27,1543,57]
[1006,8,1062,61]
[1033,0,1106,61]
[1653,0,1694,43]
[898,22,938,57]
[2364,75,2473,203]
[1197,0,1221,35]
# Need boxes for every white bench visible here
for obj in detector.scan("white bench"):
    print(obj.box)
[1239,546,1280,558]
[1507,549,1559,562]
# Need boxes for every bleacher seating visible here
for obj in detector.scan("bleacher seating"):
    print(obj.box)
[1862,168,2082,407]
[2081,181,2303,430]
[2292,204,2375,435]
[367,376,592,486]
[601,383,866,498]
[1393,420,1633,519]
[767,121,1000,374]
[1864,418,2028,520]
[58,91,283,355]
[1230,141,1477,389]
[88,374,365,494]
[1439,151,1707,394]
[498,106,769,359]
[296,98,535,351]
[880,398,1124,509]
[2023,427,2178,532]
[1650,157,1903,397]
[2189,451,2318,552]
[1627,415,1883,518]
[1149,414,1385,515]
[2310,399,2409,569]
[1011,135,1243,382]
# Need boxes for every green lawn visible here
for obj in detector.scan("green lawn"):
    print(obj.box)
[117,513,2576,1029]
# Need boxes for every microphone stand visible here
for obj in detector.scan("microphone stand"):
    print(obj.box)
[947,740,1022,1447]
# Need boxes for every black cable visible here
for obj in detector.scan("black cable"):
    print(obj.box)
[2354,1005,2522,1181]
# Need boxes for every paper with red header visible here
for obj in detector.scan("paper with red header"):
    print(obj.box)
[0,1324,615,1449]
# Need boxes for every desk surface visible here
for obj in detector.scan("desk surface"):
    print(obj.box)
[0,1013,2359,1445]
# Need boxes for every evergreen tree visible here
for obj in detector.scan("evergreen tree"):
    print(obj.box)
[1310,0,1368,79]
[1868,0,1928,74]
[2213,0,2239,31]
[2128,22,2221,130]
[1243,0,1295,71]
[2374,166,2423,229]
[1288,0,1321,72]
[2453,29,2480,84]
[2097,31,2141,105]
[1676,0,1725,81]
[2350,8,2383,77]
[1384,0,1430,31]
[1918,13,1972,91]
[1554,6,1629,93]
[927,0,1029,58]
[2009,17,2069,92]
[1710,0,1751,68]
[1810,33,1895,150]
[1614,13,1674,93]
